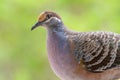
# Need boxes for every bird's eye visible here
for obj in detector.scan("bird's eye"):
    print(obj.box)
[46,14,51,20]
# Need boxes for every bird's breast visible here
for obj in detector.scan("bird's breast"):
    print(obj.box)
[47,32,78,79]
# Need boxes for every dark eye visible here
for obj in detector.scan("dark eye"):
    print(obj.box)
[46,14,52,19]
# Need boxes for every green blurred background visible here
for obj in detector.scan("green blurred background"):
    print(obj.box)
[0,0,120,80]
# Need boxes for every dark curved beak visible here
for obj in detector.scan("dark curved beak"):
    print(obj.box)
[31,22,42,31]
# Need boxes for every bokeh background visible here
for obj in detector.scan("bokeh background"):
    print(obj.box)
[0,0,120,80]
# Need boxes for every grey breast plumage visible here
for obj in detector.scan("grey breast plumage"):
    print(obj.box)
[68,31,120,72]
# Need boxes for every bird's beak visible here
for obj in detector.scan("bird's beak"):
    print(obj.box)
[31,21,42,31]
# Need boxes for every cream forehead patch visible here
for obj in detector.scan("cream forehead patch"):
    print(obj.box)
[38,12,46,22]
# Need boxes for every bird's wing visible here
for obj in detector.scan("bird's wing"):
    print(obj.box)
[69,32,120,72]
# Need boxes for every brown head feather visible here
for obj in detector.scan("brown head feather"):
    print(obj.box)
[38,11,61,22]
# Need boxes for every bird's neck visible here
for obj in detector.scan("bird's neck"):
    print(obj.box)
[47,24,67,34]
[47,26,67,42]
[47,24,69,58]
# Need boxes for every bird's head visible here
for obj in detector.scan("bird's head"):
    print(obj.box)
[31,11,62,30]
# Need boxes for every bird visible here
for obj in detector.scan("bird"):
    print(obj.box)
[31,11,120,80]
